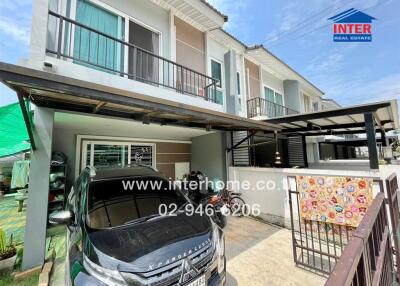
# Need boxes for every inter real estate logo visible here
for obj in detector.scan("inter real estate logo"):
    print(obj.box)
[328,8,376,42]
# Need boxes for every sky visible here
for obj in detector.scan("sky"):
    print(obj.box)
[0,0,399,107]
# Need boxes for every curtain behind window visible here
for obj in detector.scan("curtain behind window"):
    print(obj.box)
[128,21,159,84]
[74,0,122,72]
[264,87,275,117]
[275,92,284,116]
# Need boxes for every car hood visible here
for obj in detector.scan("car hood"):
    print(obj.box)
[85,213,214,273]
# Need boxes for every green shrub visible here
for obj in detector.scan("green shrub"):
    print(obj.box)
[0,229,5,252]
[0,229,16,260]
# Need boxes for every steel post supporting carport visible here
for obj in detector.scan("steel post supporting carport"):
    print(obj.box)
[364,112,379,170]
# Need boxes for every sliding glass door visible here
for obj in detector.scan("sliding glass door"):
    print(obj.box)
[128,21,160,83]
[73,0,124,73]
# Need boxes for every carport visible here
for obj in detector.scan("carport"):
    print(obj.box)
[0,62,280,270]
[266,101,398,169]
[229,101,399,169]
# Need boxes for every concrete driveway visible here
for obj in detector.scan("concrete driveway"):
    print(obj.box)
[50,216,327,286]
[225,217,326,286]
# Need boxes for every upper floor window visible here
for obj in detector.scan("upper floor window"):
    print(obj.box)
[312,101,319,111]
[211,60,222,87]
[236,72,241,95]
[264,87,283,105]
[264,86,285,117]
[128,21,160,83]
[211,59,223,104]
[74,0,125,73]
[303,94,311,112]
[237,72,242,112]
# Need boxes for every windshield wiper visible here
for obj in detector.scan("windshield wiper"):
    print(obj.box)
[178,202,190,210]
[123,214,161,226]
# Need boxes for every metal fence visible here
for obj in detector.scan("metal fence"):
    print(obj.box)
[385,173,400,281]
[288,176,383,276]
[289,174,399,285]
[247,97,298,118]
[46,10,218,103]
[287,176,358,275]
[325,192,395,286]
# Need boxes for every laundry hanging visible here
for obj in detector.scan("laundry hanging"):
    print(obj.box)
[11,160,30,189]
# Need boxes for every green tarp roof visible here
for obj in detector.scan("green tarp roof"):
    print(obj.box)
[0,102,31,158]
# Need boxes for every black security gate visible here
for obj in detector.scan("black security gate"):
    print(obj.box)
[287,175,383,275]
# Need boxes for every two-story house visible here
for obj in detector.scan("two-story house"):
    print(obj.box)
[0,0,342,270]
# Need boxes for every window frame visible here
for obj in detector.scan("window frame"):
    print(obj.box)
[263,84,285,106]
[210,58,223,88]
[302,92,312,112]
[236,71,242,112]
[209,58,224,104]
[67,0,163,77]
[81,140,156,171]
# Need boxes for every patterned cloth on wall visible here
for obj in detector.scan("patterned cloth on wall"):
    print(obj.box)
[297,176,373,227]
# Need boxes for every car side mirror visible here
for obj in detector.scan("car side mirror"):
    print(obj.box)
[49,210,74,225]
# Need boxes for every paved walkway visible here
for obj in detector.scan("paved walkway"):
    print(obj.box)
[225,217,326,286]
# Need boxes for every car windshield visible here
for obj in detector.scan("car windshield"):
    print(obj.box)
[86,176,187,229]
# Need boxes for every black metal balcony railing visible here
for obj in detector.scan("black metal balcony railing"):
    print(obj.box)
[247,97,298,118]
[46,11,218,103]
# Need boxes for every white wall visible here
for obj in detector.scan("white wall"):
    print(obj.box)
[261,69,284,96]
[229,166,382,228]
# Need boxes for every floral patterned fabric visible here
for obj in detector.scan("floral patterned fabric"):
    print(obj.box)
[297,176,373,227]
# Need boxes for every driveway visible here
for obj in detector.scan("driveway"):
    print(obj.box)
[225,217,326,286]
[49,216,327,286]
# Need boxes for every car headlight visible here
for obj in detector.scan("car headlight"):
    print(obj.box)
[83,254,127,286]
[213,225,225,273]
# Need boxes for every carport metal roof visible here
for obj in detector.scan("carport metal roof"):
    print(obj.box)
[0,62,281,149]
[264,101,399,136]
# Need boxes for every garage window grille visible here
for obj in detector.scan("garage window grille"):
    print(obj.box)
[82,141,155,170]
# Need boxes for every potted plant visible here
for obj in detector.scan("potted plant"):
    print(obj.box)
[0,229,17,274]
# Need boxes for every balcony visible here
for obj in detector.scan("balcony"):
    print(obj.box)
[247,97,298,118]
[46,11,218,104]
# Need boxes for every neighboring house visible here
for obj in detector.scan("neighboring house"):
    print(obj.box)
[321,98,341,110]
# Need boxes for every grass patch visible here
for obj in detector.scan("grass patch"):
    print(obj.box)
[0,272,39,286]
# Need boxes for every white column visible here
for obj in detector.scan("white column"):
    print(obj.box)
[29,0,50,69]
[169,9,176,62]
[22,107,54,270]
